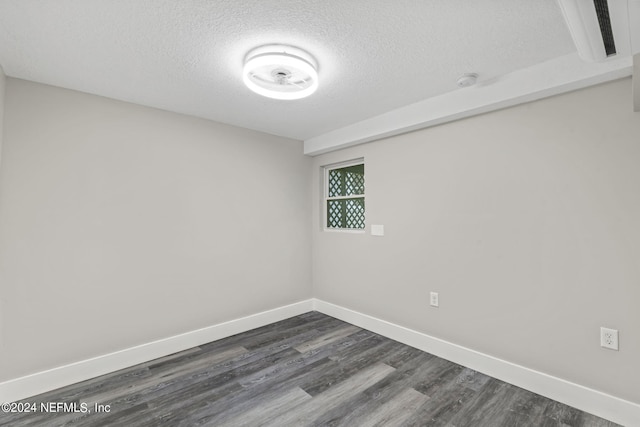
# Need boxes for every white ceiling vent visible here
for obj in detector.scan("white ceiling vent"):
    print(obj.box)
[243,45,319,100]
[558,0,640,62]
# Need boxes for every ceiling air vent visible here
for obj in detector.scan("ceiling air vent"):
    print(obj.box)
[593,0,616,56]
[557,0,640,62]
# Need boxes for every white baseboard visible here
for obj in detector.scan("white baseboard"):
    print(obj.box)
[0,299,314,404]
[313,299,640,427]
[3,298,638,426]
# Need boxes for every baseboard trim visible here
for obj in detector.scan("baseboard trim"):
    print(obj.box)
[3,298,637,426]
[313,299,639,427]
[0,299,314,403]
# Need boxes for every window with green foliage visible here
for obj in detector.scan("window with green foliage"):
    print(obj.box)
[325,161,365,229]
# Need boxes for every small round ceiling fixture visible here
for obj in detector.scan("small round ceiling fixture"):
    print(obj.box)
[243,45,319,100]
[457,73,478,88]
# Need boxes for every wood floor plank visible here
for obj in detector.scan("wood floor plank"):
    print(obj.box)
[401,380,478,427]
[196,311,329,352]
[85,345,248,406]
[0,312,621,427]
[240,315,348,351]
[218,387,311,427]
[174,357,335,426]
[382,343,433,369]
[232,326,377,395]
[542,400,619,427]
[293,325,361,353]
[262,363,396,426]
[355,387,430,427]
[299,339,398,396]
[172,320,366,424]
[326,331,385,363]
[454,367,491,392]
[358,350,442,400]
[304,351,433,427]
[443,378,515,427]
[237,319,352,361]
[501,389,554,426]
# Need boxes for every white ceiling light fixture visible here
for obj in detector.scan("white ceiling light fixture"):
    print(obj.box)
[243,44,319,100]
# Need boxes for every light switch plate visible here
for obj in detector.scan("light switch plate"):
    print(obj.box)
[371,224,384,236]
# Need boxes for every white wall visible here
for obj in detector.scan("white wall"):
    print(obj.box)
[0,79,312,381]
[2,73,639,411]
[634,54,639,112]
[312,78,640,405]
[0,64,6,354]
[0,64,5,164]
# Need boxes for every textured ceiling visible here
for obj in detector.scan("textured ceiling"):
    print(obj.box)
[0,0,576,141]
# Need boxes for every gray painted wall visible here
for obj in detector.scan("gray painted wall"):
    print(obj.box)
[0,64,5,163]
[312,78,640,404]
[1,75,638,407]
[634,54,639,112]
[0,65,5,351]
[0,78,312,381]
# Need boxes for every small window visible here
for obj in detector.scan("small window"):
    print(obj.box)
[325,161,365,230]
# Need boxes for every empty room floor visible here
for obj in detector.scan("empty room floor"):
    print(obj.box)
[0,312,619,426]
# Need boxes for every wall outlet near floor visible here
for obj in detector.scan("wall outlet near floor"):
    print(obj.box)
[600,327,619,350]
[430,292,439,307]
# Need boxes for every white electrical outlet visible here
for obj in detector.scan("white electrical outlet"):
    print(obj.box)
[600,327,619,351]
[430,292,439,307]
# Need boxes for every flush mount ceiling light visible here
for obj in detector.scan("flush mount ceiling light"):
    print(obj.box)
[456,73,478,88]
[243,44,319,100]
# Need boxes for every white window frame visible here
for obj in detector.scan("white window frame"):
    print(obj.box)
[323,158,365,233]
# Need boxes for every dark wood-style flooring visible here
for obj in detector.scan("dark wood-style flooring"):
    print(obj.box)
[1,312,620,426]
